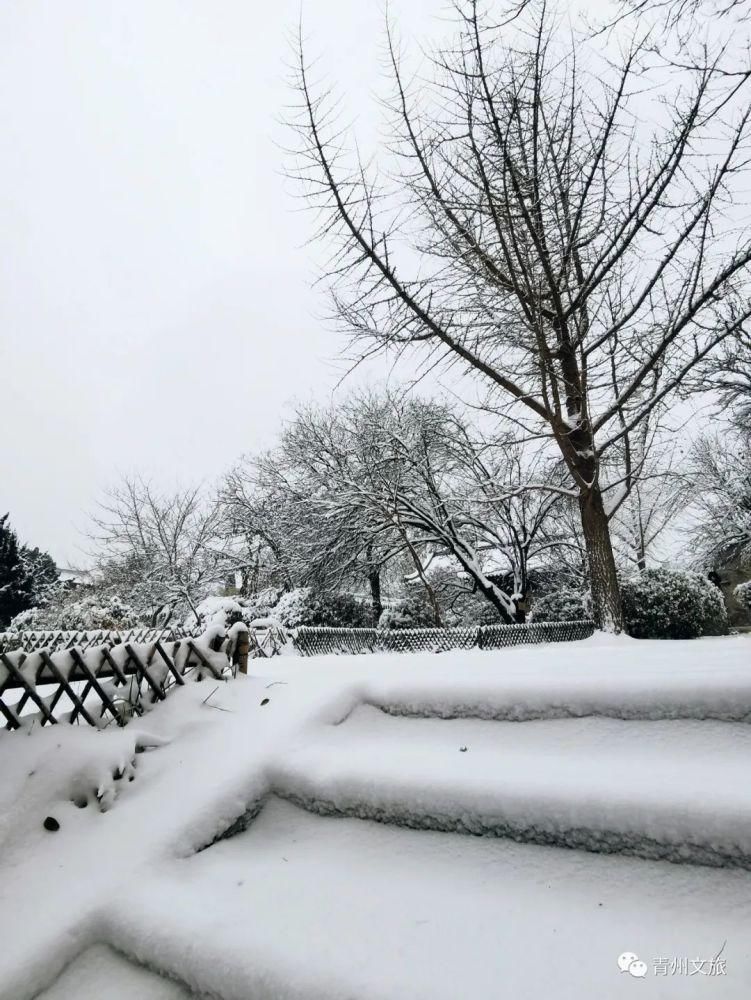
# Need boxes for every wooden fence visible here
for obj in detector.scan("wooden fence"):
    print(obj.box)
[0,620,593,728]
[0,629,246,731]
[292,620,595,657]
[0,625,203,656]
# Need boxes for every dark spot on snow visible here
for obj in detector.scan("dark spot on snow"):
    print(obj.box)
[128,775,135,782]
[73,798,87,809]
[113,768,123,781]
[459,746,468,752]
[260,698,270,706]
[43,816,60,832]
[28,770,35,777]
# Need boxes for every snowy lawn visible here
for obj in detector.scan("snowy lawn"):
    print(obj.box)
[0,632,749,999]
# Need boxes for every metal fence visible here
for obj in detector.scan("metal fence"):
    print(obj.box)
[292,620,595,657]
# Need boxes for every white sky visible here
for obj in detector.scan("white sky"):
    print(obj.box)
[0,0,450,565]
[1,0,725,569]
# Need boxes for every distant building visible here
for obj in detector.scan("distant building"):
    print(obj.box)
[57,566,94,588]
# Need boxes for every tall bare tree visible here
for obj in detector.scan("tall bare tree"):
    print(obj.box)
[290,0,751,629]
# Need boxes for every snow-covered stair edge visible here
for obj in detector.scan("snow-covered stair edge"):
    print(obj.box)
[198,782,751,872]
[195,797,266,851]
[267,789,751,871]
[32,942,201,1000]
[371,699,751,723]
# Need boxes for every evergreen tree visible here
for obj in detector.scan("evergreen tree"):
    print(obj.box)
[20,546,60,607]
[0,514,33,627]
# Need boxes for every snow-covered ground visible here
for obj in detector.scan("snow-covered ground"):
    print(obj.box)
[1,633,750,999]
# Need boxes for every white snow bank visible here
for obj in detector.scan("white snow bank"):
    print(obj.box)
[2,633,749,1000]
[0,724,165,856]
[102,798,751,1000]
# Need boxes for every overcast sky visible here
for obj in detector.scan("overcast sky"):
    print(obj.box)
[0,0,452,565]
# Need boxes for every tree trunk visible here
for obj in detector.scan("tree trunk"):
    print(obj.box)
[471,575,515,624]
[368,566,383,626]
[578,488,624,632]
[396,524,443,625]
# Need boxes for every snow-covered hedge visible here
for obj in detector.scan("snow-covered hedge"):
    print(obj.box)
[621,568,728,640]
[190,589,285,630]
[9,594,141,632]
[529,588,590,624]
[378,595,436,630]
[274,587,372,629]
[734,580,751,613]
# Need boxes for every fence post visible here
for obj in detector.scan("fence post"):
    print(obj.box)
[234,626,250,676]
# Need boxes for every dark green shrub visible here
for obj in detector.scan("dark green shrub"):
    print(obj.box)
[529,588,590,623]
[378,593,436,630]
[621,568,728,639]
[274,587,371,628]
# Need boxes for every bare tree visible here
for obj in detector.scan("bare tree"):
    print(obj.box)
[220,464,297,595]
[688,329,751,425]
[222,422,401,622]
[231,390,571,623]
[290,0,751,629]
[609,449,688,571]
[603,389,691,570]
[92,478,231,625]
[441,426,579,615]
[686,430,751,571]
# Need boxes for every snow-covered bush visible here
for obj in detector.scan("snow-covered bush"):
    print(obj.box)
[273,587,371,628]
[5,607,39,631]
[273,588,311,628]
[620,568,728,640]
[734,580,751,613]
[243,588,280,620]
[9,592,142,631]
[190,596,248,630]
[378,594,436,630]
[191,590,287,630]
[529,588,590,623]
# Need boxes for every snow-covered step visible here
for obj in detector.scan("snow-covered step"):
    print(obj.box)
[35,945,191,1000]
[265,706,751,868]
[104,797,751,1000]
[356,642,751,722]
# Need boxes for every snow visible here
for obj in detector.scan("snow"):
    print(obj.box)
[1,632,749,999]
[34,945,191,1000]
[104,799,751,1000]
[270,708,751,867]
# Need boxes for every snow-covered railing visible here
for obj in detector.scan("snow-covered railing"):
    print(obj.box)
[292,620,595,657]
[0,626,248,731]
[0,624,204,656]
